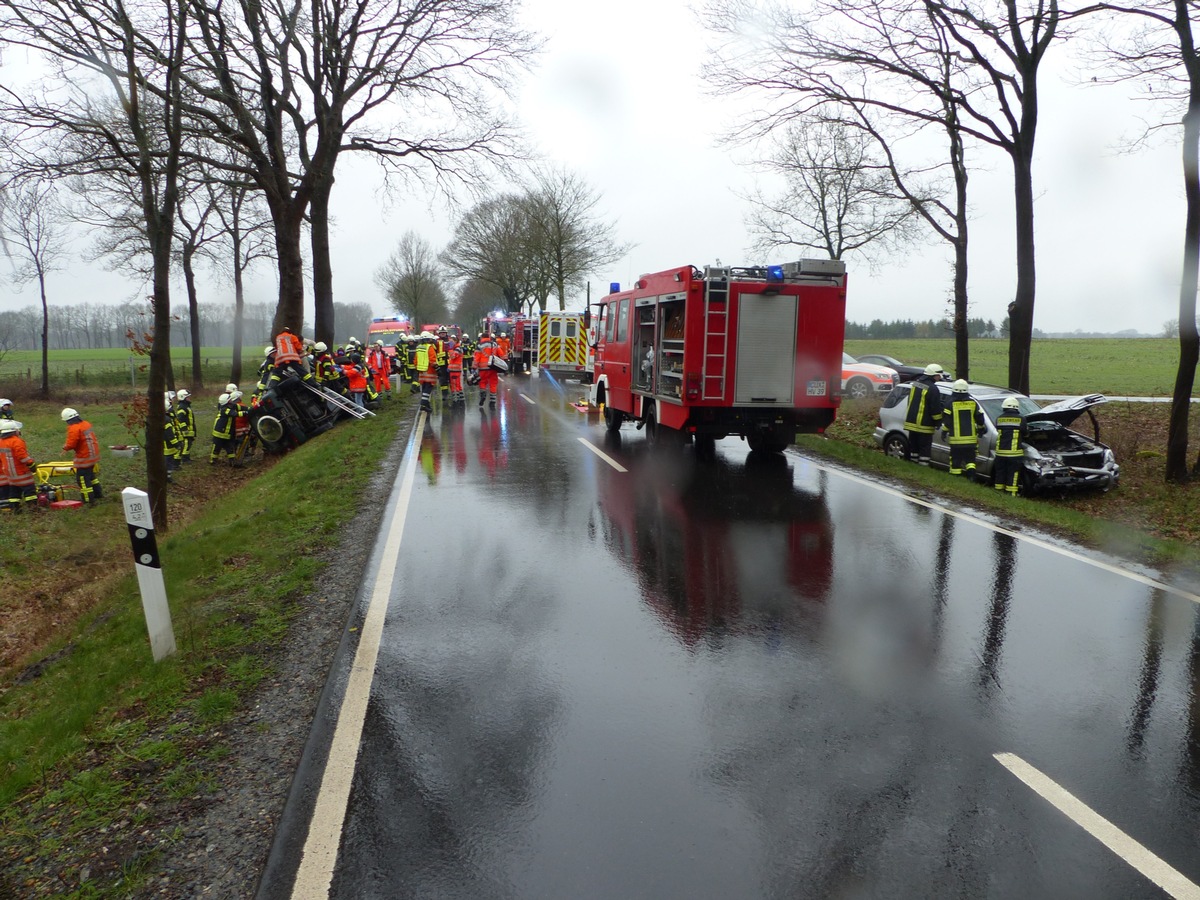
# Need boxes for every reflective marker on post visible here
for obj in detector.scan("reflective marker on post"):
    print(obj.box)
[121,487,176,662]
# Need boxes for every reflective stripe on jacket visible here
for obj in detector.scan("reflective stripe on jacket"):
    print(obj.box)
[0,434,35,485]
[995,414,1024,457]
[274,330,303,364]
[64,420,102,467]
[212,404,237,439]
[904,378,943,434]
[946,397,984,446]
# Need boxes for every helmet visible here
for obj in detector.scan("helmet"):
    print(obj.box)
[348,336,359,344]
[61,407,79,421]
[218,392,231,405]
[0,419,19,434]
[176,389,190,401]
[166,390,176,401]
[376,339,385,346]
[314,341,328,352]
[437,327,448,335]
[421,330,434,339]
[923,363,944,376]
[230,390,243,402]
[1002,397,1021,411]
[264,346,274,356]
[225,383,238,393]
[951,379,968,393]
[0,398,10,408]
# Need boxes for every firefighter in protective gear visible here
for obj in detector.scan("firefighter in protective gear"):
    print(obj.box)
[904,363,945,465]
[62,408,103,503]
[341,354,369,408]
[473,333,499,409]
[0,398,13,420]
[993,396,1025,495]
[367,340,390,398]
[435,327,451,405]
[416,331,439,413]
[163,393,182,477]
[495,332,512,373]
[211,392,240,464]
[0,419,35,512]
[447,338,466,410]
[174,389,196,462]
[274,325,307,376]
[945,379,985,478]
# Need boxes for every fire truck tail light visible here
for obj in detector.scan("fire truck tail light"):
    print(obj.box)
[685,372,701,400]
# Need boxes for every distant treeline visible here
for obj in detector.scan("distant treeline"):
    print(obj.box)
[846,317,999,339]
[0,300,376,352]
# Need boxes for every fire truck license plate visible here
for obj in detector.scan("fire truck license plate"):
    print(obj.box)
[806,380,827,396]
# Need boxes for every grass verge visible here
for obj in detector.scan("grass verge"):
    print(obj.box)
[0,392,412,898]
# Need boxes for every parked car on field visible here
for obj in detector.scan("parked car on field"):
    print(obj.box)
[842,353,900,399]
[854,354,949,383]
[872,381,1120,494]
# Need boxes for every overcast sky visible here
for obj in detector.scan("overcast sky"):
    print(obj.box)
[0,0,1186,337]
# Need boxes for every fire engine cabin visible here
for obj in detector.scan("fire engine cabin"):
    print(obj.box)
[590,260,847,453]
[365,316,412,356]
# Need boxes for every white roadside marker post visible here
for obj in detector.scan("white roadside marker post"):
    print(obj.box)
[121,487,176,661]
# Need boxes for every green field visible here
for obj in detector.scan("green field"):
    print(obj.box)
[0,347,263,391]
[844,338,1182,396]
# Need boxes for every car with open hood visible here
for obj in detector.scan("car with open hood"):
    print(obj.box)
[872,382,1119,494]
[841,353,900,399]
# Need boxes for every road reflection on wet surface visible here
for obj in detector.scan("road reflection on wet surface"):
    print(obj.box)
[275,377,1200,899]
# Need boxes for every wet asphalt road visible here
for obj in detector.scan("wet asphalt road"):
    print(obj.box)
[264,374,1200,900]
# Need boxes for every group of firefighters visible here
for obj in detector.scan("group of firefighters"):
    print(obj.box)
[0,399,103,512]
[902,363,1025,494]
[393,328,510,413]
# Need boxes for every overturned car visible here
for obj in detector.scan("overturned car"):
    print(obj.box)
[873,382,1120,494]
[248,374,340,453]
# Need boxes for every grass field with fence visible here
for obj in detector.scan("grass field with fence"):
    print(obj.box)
[0,348,264,393]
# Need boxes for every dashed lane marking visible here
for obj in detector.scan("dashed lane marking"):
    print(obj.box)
[290,409,425,899]
[578,437,627,472]
[994,752,1200,899]
[520,393,537,405]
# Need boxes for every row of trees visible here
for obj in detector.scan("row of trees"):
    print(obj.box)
[700,0,1200,482]
[846,317,1000,341]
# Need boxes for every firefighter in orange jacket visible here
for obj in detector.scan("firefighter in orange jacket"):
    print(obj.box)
[495,332,511,372]
[0,419,36,512]
[273,325,308,378]
[367,340,391,398]
[447,338,465,410]
[416,331,439,413]
[61,408,103,504]
[474,333,499,409]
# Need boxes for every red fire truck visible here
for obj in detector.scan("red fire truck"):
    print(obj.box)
[590,260,847,453]
[365,316,412,356]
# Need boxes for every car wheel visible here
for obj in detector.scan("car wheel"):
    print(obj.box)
[882,432,908,460]
[846,377,872,400]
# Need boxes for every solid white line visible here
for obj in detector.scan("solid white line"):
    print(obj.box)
[521,393,537,405]
[994,752,1200,899]
[578,437,627,472]
[810,459,1200,606]
[290,409,426,899]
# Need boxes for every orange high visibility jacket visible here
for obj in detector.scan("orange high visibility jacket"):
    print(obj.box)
[0,434,35,486]
[448,346,463,372]
[64,420,101,467]
[473,343,494,370]
[275,329,304,365]
[342,364,368,392]
[496,335,511,358]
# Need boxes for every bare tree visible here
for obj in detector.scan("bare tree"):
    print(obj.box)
[0,181,68,398]
[0,0,190,527]
[1069,2,1200,481]
[375,231,450,327]
[452,276,506,329]
[702,0,1063,392]
[523,167,627,311]
[442,195,541,314]
[745,117,922,265]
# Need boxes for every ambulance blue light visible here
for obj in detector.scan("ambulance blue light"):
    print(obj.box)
[767,265,784,282]
[609,282,620,294]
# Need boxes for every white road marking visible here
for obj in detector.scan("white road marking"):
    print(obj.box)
[578,437,627,472]
[810,459,1200,606]
[521,393,537,405]
[994,753,1200,899]
[290,409,425,899]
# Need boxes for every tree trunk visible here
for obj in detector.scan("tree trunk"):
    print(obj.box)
[183,241,203,390]
[1174,97,1200,481]
[951,127,970,381]
[146,225,172,530]
[270,202,307,340]
[38,269,49,399]
[232,232,246,385]
[1007,144,1037,396]
[310,174,336,347]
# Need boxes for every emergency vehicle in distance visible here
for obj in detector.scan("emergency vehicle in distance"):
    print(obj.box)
[482,310,592,379]
[590,259,847,453]
[365,316,412,356]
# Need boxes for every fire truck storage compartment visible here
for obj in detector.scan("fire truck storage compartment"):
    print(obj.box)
[635,302,656,392]
[735,292,798,405]
[657,296,685,399]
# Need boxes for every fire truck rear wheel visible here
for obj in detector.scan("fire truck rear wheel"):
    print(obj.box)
[603,405,624,432]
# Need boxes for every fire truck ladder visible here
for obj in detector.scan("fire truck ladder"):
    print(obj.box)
[300,379,376,419]
[702,274,729,400]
